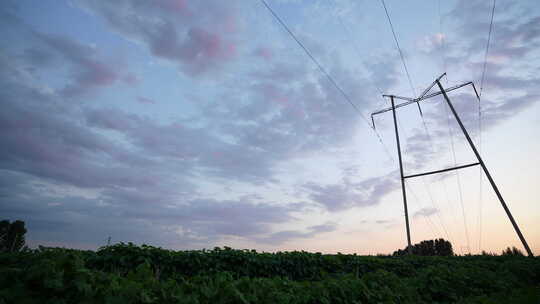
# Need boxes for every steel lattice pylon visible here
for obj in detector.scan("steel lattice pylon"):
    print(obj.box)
[371,73,533,257]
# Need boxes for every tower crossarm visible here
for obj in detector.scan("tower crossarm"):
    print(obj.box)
[371,80,479,129]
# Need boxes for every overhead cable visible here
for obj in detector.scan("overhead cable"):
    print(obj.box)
[477,0,496,253]
[380,0,417,97]
[260,0,394,161]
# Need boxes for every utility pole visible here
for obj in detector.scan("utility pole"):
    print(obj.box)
[390,96,412,254]
[371,73,534,257]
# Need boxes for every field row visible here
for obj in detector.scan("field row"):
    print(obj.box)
[1,243,539,303]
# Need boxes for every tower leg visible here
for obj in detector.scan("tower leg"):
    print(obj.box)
[436,80,534,257]
[390,96,412,254]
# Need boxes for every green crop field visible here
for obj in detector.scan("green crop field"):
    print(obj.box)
[1,243,539,304]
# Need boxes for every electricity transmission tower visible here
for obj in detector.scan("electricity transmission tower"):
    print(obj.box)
[371,73,533,257]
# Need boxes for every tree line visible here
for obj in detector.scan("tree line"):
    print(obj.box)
[0,219,527,256]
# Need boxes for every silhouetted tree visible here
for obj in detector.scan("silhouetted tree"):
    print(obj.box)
[0,220,27,252]
[501,246,524,256]
[393,238,453,256]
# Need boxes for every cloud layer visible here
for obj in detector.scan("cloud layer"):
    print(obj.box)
[1,0,538,251]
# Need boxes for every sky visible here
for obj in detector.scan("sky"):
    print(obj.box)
[1,0,539,255]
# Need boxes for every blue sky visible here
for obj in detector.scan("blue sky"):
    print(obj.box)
[1,0,539,255]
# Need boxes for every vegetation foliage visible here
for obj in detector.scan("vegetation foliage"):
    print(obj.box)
[1,241,539,303]
[0,220,27,253]
[501,246,525,257]
[392,238,453,256]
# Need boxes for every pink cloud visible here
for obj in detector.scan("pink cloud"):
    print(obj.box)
[149,22,180,59]
[78,59,118,86]
[220,14,238,34]
[82,1,240,77]
[123,73,140,86]
[183,27,232,59]
[257,83,289,105]
[61,60,119,97]
[156,0,190,16]
[85,108,139,131]
[147,24,238,75]
[176,27,237,75]
[254,47,273,60]
[34,32,138,97]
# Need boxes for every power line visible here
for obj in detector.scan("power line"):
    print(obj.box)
[479,0,496,98]
[260,0,363,117]
[260,0,394,162]
[430,0,462,250]
[327,0,398,164]
[438,0,446,74]
[444,97,471,254]
[438,0,449,84]
[380,0,416,97]
[477,145,483,252]
[416,113,456,243]
[435,3,460,243]
[330,0,386,101]
[380,1,445,235]
[397,116,454,245]
[380,0,445,219]
[477,0,495,253]
[380,0,449,244]
[436,1,477,253]
[405,180,440,239]
[421,176,454,243]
